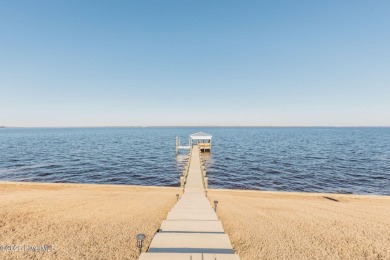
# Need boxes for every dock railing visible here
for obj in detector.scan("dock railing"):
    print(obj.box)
[180,148,192,188]
[199,146,208,190]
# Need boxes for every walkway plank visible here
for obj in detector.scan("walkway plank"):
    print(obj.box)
[160,220,224,233]
[147,233,234,253]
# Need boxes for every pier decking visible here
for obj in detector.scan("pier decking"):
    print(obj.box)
[139,145,239,260]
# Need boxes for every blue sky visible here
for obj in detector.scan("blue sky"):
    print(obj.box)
[0,1,389,127]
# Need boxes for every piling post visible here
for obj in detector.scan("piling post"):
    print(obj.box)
[176,136,179,155]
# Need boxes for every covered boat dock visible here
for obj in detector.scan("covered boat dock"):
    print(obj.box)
[176,131,212,154]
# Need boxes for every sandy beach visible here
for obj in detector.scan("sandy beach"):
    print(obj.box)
[208,189,390,260]
[0,182,179,260]
[1,182,390,259]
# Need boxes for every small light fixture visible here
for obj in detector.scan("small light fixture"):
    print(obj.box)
[176,194,180,201]
[214,200,218,212]
[205,190,208,197]
[136,233,145,254]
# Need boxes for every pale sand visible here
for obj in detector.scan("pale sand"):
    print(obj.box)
[1,182,390,260]
[0,182,179,260]
[208,189,390,260]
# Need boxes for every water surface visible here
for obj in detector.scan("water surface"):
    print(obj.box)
[0,127,389,195]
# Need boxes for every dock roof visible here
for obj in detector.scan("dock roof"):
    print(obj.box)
[190,132,212,140]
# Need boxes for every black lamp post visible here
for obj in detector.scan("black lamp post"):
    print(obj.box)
[176,194,180,201]
[136,233,145,254]
[214,200,218,212]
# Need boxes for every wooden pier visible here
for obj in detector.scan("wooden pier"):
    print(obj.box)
[139,145,240,259]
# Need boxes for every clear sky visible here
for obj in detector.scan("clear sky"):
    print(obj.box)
[0,1,389,127]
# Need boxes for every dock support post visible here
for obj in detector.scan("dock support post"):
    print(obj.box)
[176,136,179,155]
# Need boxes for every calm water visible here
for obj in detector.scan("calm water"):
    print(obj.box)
[0,127,389,195]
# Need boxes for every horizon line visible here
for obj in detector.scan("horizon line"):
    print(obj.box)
[1,125,390,128]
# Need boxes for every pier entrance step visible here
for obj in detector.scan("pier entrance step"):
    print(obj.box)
[139,253,240,260]
[146,233,235,253]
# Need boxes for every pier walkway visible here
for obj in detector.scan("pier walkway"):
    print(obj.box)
[139,145,239,260]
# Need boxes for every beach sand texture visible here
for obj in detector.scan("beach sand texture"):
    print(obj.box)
[208,189,390,260]
[0,182,178,260]
[1,182,390,259]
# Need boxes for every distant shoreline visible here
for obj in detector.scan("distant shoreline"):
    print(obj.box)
[1,125,390,128]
